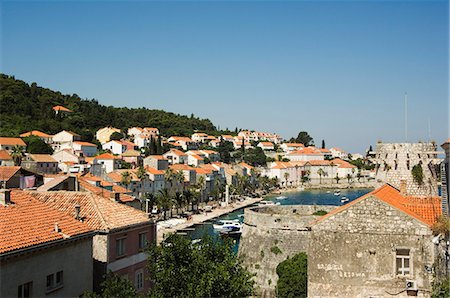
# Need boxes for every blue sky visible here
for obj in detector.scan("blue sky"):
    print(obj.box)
[1,0,448,153]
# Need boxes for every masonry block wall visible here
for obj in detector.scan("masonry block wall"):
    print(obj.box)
[238,205,336,297]
[371,142,441,196]
[309,197,435,297]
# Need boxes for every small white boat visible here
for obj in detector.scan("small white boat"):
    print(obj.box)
[326,190,331,193]
[258,201,281,207]
[340,197,349,203]
[334,191,341,196]
[275,196,287,200]
[219,225,242,236]
[213,219,242,232]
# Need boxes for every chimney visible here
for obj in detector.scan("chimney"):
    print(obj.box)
[54,223,60,233]
[110,192,120,202]
[0,189,11,206]
[400,180,407,196]
[75,203,81,220]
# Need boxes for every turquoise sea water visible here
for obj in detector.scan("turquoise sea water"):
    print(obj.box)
[179,188,372,252]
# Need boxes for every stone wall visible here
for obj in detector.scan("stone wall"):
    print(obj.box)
[370,142,441,196]
[309,196,435,297]
[239,205,336,297]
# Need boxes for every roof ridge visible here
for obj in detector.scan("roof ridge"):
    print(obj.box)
[88,193,109,231]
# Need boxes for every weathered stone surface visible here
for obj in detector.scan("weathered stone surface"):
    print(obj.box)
[309,196,436,298]
[239,205,337,297]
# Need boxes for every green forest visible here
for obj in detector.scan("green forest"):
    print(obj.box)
[0,74,219,141]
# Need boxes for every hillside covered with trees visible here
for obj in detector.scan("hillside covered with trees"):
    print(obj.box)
[0,74,218,140]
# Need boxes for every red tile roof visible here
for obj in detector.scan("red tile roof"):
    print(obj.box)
[0,166,21,181]
[74,141,97,147]
[0,137,26,146]
[20,130,52,138]
[165,149,187,156]
[316,184,442,227]
[30,189,147,231]
[52,105,73,112]
[145,166,165,175]
[94,153,118,160]
[0,190,92,254]
[0,150,12,160]
[330,158,356,168]
[28,154,57,163]
[170,164,195,171]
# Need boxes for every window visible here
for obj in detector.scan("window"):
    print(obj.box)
[46,274,54,290]
[396,249,411,275]
[56,271,63,287]
[116,238,126,257]
[135,269,144,291]
[139,233,147,249]
[18,281,32,298]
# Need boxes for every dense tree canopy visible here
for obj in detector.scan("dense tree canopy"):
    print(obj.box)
[290,131,314,147]
[276,252,308,298]
[23,136,53,154]
[147,234,255,298]
[0,74,217,139]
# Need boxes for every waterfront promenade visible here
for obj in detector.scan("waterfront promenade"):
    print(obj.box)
[156,196,264,243]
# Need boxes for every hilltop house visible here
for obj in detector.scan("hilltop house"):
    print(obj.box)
[330,147,348,159]
[20,130,53,143]
[280,143,304,152]
[94,153,120,173]
[22,154,59,174]
[257,142,275,151]
[71,141,98,157]
[167,136,197,151]
[143,155,169,171]
[102,140,127,155]
[0,166,44,189]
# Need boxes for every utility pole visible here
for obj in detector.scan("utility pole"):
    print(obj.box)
[404,92,408,142]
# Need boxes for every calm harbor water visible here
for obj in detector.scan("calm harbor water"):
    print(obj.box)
[179,188,372,252]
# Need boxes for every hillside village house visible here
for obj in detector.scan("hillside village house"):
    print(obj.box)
[199,150,220,162]
[102,140,127,155]
[285,147,325,162]
[330,147,348,159]
[232,139,252,150]
[52,130,81,144]
[163,149,188,165]
[167,136,197,151]
[121,149,142,167]
[29,191,156,293]
[280,143,305,152]
[20,130,53,143]
[169,164,197,186]
[52,149,86,173]
[191,132,216,143]
[257,141,275,151]
[22,154,59,174]
[72,141,98,157]
[96,127,121,144]
[187,153,204,167]
[94,153,120,173]
[0,137,26,152]
[0,150,14,166]
[127,127,159,138]
[144,155,169,171]
[0,190,95,298]
[145,167,166,194]
[52,105,73,115]
[309,184,444,297]
[134,134,152,149]
[238,130,283,144]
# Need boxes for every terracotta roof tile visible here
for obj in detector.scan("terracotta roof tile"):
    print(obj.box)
[74,141,97,147]
[31,189,147,231]
[0,166,22,181]
[0,137,26,146]
[0,150,12,160]
[20,130,52,138]
[95,153,118,160]
[0,190,92,254]
[316,184,442,227]
[28,154,57,163]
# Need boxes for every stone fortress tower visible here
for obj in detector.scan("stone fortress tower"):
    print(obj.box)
[370,142,442,196]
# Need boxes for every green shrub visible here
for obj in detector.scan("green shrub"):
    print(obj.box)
[276,252,308,298]
[312,210,328,216]
[270,246,282,255]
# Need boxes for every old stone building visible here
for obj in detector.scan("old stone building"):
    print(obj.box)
[308,184,443,297]
[370,142,441,196]
[239,205,336,297]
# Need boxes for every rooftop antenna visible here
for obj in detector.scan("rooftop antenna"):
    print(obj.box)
[404,92,408,142]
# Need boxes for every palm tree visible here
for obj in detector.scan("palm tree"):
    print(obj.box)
[346,173,352,184]
[183,189,194,212]
[335,174,340,184]
[317,168,325,185]
[175,170,185,192]
[284,172,290,188]
[11,145,24,166]
[121,171,132,190]
[174,191,184,215]
[136,166,147,200]
[145,193,157,214]
[157,188,172,220]
[164,168,176,194]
